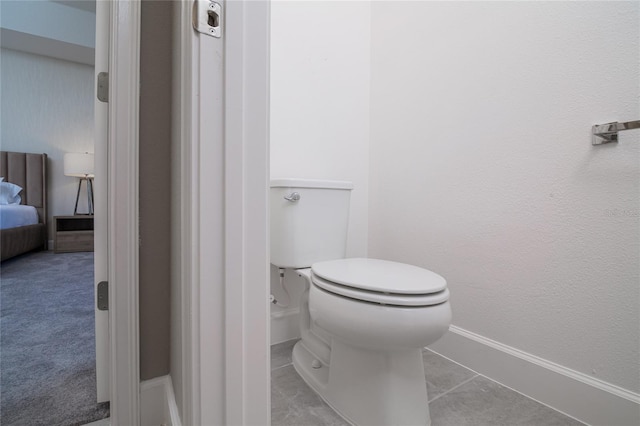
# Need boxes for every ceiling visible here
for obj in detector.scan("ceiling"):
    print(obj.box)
[51,0,96,14]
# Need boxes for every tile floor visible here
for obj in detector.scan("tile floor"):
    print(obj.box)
[271,339,584,426]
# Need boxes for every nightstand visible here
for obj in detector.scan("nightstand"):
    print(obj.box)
[54,216,94,253]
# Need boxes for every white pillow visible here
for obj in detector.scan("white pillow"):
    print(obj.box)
[0,181,23,205]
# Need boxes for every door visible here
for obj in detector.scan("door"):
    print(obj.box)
[93,0,109,403]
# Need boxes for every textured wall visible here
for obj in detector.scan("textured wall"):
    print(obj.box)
[139,0,172,380]
[369,1,639,392]
[0,48,94,238]
[269,0,371,342]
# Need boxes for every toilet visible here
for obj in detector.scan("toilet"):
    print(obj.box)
[271,178,452,426]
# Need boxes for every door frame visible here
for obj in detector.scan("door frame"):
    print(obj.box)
[105,0,141,424]
[93,0,109,403]
[175,0,271,423]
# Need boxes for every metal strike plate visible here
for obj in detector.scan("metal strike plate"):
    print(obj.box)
[193,0,222,38]
[97,281,109,311]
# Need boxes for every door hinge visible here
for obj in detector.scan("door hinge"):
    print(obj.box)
[97,72,109,103]
[193,0,222,38]
[97,281,109,310]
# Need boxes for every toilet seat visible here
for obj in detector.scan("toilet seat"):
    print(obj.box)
[311,258,449,307]
[312,274,449,306]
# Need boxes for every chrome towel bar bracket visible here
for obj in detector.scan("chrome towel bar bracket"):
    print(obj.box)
[592,120,640,145]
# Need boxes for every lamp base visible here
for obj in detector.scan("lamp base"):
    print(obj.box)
[74,177,94,216]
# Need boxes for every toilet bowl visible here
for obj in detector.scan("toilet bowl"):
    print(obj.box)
[270,179,452,425]
[310,258,451,350]
[292,258,451,426]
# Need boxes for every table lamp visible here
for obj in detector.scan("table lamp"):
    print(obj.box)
[64,152,94,215]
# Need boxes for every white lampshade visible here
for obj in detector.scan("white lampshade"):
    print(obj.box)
[64,153,94,178]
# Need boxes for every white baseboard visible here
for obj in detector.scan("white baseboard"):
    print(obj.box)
[140,375,182,426]
[428,326,640,426]
[271,308,300,345]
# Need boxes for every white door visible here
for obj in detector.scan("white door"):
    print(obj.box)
[93,0,109,403]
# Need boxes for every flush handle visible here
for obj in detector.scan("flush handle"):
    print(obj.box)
[284,192,300,202]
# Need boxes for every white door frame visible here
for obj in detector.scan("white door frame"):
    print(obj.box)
[106,0,141,424]
[93,0,110,404]
[175,0,271,423]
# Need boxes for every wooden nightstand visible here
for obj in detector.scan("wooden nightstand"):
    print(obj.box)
[54,216,94,253]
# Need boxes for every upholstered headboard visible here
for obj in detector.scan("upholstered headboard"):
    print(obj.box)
[0,151,48,224]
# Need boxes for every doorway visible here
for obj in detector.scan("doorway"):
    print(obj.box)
[0,1,108,424]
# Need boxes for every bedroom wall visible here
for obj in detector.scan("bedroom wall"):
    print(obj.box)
[369,1,639,394]
[0,0,95,65]
[0,48,94,240]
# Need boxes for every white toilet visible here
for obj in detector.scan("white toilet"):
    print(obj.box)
[271,178,452,426]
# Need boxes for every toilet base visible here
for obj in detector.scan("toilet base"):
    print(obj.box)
[292,339,431,426]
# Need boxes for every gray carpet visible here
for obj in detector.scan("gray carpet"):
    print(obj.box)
[0,250,110,426]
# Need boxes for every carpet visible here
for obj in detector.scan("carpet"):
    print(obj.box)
[0,250,110,426]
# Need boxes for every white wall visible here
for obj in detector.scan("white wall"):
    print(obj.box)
[369,0,639,395]
[1,1,95,49]
[269,0,370,343]
[1,0,96,65]
[1,48,95,239]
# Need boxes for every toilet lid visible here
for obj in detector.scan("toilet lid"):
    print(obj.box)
[311,258,447,295]
[312,273,450,306]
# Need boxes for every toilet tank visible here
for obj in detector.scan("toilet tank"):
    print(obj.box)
[271,178,353,269]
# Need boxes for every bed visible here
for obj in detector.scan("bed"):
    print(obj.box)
[0,151,48,262]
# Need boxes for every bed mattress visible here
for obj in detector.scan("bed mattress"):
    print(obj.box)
[0,204,39,230]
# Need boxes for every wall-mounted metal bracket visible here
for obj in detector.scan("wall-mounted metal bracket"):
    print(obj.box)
[97,281,109,310]
[193,0,222,38]
[592,120,640,145]
[97,72,108,103]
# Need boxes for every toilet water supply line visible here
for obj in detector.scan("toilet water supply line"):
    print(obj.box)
[270,268,291,308]
[270,267,331,365]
